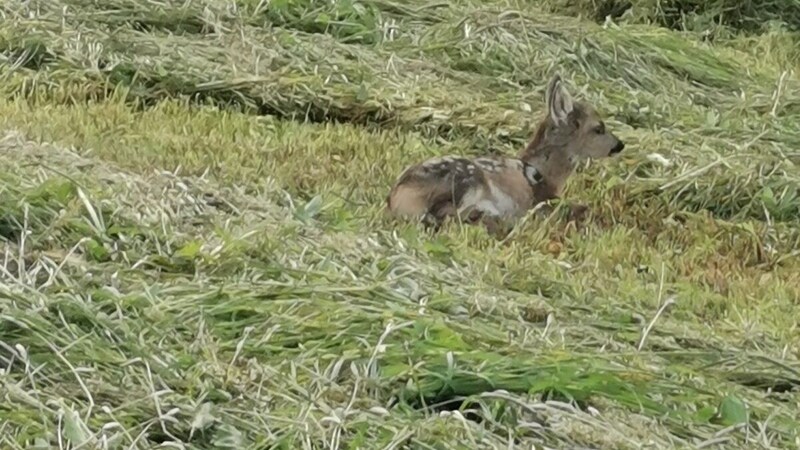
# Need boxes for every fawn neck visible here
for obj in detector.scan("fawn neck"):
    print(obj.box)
[517,117,577,196]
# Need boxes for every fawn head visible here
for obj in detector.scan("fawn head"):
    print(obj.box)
[537,74,625,160]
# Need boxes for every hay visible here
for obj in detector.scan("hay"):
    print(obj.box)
[2,127,797,448]
[1,0,799,448]
[2,0,799,224]
[545,0,800,34]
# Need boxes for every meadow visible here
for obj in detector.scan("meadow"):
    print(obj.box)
[1,0,799,448]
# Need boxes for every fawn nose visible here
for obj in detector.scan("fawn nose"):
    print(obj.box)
[610,141,625,154]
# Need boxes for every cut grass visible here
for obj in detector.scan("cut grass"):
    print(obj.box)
[1,0,799,449]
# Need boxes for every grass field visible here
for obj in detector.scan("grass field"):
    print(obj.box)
[1,0,799,448]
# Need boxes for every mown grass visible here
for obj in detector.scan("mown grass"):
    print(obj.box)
[1,0,799,449]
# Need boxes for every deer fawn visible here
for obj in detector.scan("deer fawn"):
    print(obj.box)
[385,74,625,234]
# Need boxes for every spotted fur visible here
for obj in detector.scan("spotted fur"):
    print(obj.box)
[386,74,625,232]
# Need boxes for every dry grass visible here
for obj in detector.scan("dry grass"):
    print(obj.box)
[1,0,799,449]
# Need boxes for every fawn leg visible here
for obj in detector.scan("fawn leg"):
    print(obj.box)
[567,202,590,224]
[465,210,512,239]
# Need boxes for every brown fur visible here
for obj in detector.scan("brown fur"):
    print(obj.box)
[386,74,625,232]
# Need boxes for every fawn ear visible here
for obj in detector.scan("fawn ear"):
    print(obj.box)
[546,74,574,126]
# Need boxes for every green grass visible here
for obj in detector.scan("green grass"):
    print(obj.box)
[1,0,799,448]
